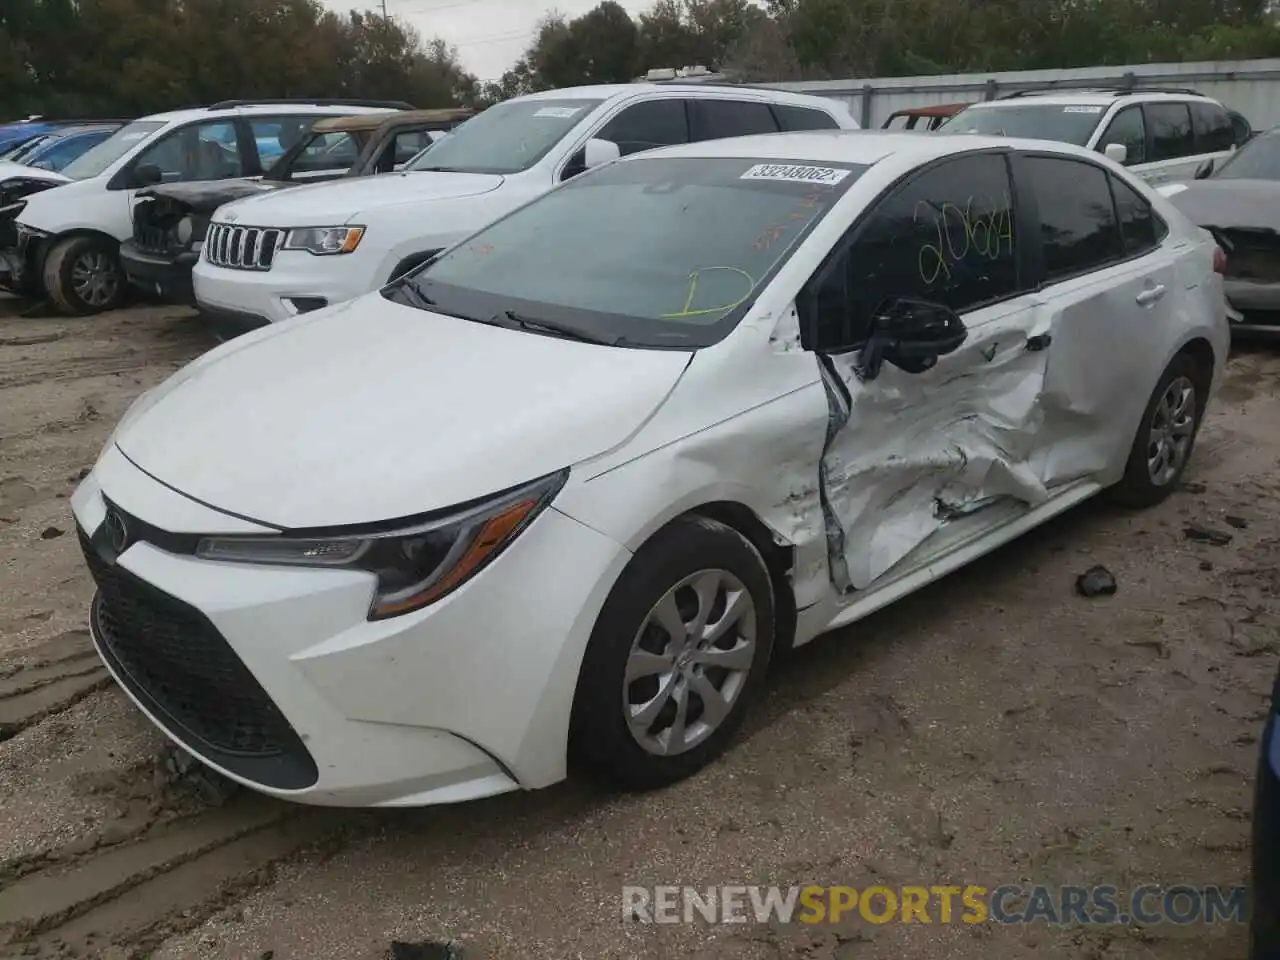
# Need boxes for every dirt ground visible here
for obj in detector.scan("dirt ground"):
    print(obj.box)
[1,295,1277,960]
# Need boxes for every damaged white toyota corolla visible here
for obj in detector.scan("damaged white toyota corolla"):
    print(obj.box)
[73,131,1228,807]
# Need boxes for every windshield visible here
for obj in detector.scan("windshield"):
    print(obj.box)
[937,103,1105,146]
[394,156,868,349]
[1213,131,1280,181]
[60,120,165,180]
[404,98,602,175]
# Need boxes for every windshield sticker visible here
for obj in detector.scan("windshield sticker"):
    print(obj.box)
[533,106,584,119]
[740,163,851,186]
[1062,105,1104,114]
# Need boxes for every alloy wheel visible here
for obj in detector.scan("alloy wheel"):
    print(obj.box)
[1147,375,1196,487]
[623,568,757,757]
[70,250,119,307]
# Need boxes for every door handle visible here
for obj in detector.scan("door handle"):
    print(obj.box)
[1135,284,1166,306]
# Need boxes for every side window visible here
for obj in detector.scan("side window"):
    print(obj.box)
[692,99,779,141]
[291,132,360,174]
[248,116,317,168]
[808,153,1021,345]
[1096,106,1146,165]
[132,121,245,183]
[1190,102,1234,153]
[1024,155,1123,281]
[1145,103,1196,162]
[596,99,690,156]
[1109,174,1166,256]
[773,104,839,131]
[393,131,432,166]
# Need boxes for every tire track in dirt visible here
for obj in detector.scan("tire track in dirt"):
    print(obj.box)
[0,631,110,743]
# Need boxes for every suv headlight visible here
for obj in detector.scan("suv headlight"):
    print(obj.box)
[194,470,566,620]
[282,225,365,255]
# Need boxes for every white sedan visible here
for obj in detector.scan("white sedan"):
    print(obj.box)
[72,131,1228,807]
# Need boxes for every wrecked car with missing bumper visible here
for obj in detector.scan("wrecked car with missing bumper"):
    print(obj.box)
[73,132,1226,808]
[120,108,474,311]
[1159,125,1280,336]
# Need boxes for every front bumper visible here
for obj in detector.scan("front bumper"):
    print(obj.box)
[120,241,199,306]
[1225,281,1280,338]
[71,447,629,807]
[192,248,378,325]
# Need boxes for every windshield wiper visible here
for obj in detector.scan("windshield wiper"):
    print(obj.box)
[495,309,624,346]
[411,165,467,173]
[383,275,436,310]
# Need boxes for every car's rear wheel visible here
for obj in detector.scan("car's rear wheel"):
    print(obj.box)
[1111,351,1207,506]
[43,235,125,316]
[570,515,775,789]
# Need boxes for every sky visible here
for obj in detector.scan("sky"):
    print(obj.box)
[324,0,651,83]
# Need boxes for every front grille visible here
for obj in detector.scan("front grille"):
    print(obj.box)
[79,524,317,789]
[135,224,169,254]
[204,223,283,271]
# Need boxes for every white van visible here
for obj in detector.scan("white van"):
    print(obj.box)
[189,83,859,338]
[936,89,1244,187]
[3,99,407,314]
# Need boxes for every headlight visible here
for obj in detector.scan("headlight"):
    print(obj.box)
[175,216,193,245]
[282,225,365,256]
[194,469,566,620]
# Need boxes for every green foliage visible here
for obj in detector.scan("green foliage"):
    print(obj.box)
[4,0,1280,119]
[0,0,477,118]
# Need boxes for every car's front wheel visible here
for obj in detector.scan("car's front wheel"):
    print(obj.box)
[570,515,776,789]
[43,235,126,316]
[1112,351,1208,506]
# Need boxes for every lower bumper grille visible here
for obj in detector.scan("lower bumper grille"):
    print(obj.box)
[79,525,318,790]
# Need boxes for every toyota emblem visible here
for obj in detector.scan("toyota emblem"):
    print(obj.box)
[102,509,129,554]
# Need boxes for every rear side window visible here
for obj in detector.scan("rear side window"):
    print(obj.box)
[1023,155,1123,281]
[596,99,690,156]
[773,104,839,131]
[1190,102,1234,153]
[1096,106,1146,165]
[692,100,779,140]
[1109,175,1165,255]
[1145,103,1196,162]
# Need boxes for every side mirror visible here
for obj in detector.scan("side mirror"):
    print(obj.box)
[133,164,163,187]
[1194,158,1214,179]
[856,298,968,379]
[583,138,621,170]
[1103,143,1128,164]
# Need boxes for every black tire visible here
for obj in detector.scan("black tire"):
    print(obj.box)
[43,235,126,316]
[569,515,776,790]
[1111,351,1208,507]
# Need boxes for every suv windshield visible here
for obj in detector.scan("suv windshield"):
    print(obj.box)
[61,120,165,179]
[1213,130,1280,181]
[392,156,868,348]
[938,103,1105,145]
[403,98,603,175]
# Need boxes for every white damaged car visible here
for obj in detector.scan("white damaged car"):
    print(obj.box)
[74,131,1227,807]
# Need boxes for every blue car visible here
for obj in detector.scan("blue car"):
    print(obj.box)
[22,126,120,171]
[1255,662,1280,958]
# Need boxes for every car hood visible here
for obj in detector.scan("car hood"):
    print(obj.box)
[1163,179,1280,232]
[0,159,68,186]
[137,178,282,214]
[114,295,692,528]
[212,170,506,227]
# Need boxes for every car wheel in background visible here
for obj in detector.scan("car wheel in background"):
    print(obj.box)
[570,515,776,790]
[1111,351,1208,507]
[43,235,126,315]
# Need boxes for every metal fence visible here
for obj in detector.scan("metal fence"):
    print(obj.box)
[765,58,1280,130]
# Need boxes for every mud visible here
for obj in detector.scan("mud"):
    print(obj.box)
[0,304,1278,959]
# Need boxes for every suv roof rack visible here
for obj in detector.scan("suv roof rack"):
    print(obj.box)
[998,85,1205,100]
[205,98,414,111]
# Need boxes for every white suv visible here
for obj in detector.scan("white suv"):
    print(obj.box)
[4,99,407,314]
[190,83,858,337]
[937,89,1244,187]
